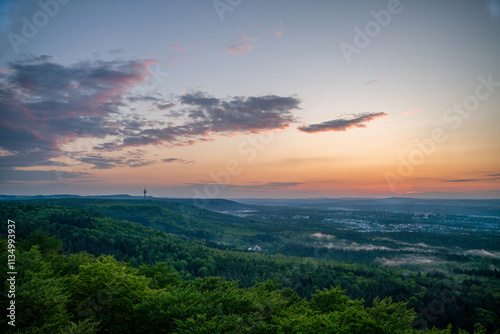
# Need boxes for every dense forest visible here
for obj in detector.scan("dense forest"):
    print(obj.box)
[1,200,499,333]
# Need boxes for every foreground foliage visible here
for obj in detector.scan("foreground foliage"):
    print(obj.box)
[1,201,499,333]
[2,241,490,334]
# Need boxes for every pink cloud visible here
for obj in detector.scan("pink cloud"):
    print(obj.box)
[225,34,262,55]
[170,44,188,53]
[226,43,254,55]
[275,21,284,37]
[0,57,162,169]
[238,34,260,42]
[401,110,421,115]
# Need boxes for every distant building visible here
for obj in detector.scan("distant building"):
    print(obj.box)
[248,245,262,252]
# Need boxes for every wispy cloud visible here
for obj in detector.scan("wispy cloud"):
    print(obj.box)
[444,179,482,183]
[109,48,125,55]
[162,158,194,164]
[226,43,254,55]
[170,44,188,53]
[275,21,284,37]
[364,76,383,85]
[401,110,421,116]
[187,182,301,190]
[0,170,90,183]
[226,34,261,55]
[298,112,387,133]
[154,102,175,110]
[375,255,446,267]
[77,154,156,169]
[444,176,500,182]
[238,34,260,42]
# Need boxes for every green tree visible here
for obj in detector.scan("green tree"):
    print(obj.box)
[66,255,151,333]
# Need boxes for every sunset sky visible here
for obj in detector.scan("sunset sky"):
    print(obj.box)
[0,0,499,198]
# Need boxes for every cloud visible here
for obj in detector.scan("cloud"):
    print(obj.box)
[128,94,162,103]
[180,91,220,107]
[0,57,158,171]
[187,181,301,190]
[463,249,500,258]
[320,241,392,252]
[445,175,500,182]
[311,233,335,239]
[444,176,500,182]
[110,92,299,149]
[267,182,301,187]
[109,48,125,55]
[275,21,284,37]
[375,255,446,267]
[226,34,261,55]
[0,57,301,178]
[364,76,383,85]
[154,102,175,110]
[77,153,156,169]
[238,34,260,42]
[401,110,421,115]
[298,112,387,133]
[0,169,90,183]
[444,179,482,183]
[162,158,194,164]
[226,43,254,55]
[170,44,188,53]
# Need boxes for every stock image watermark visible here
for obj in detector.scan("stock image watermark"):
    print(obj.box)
[6,0,71,54]
[6,219,17,327]
[385,74,500,193]
[213,0,244,21]
[339,0,410,64]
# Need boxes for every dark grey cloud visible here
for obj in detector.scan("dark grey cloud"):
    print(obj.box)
[180,91,220,107]
[187,182,301,190]
[0,169,90,183]
[162,158,194,164]
[0,58,301,177]
[444,179,482,183]
[112,91,300,149]
[155,102,175,110]
[364,76,383,85]
[0,57,156,172]
[298,112,387,133]
[77,154,156,169]
[444,176,500,182]
[128,95,162,103]
[266,182,302,188]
